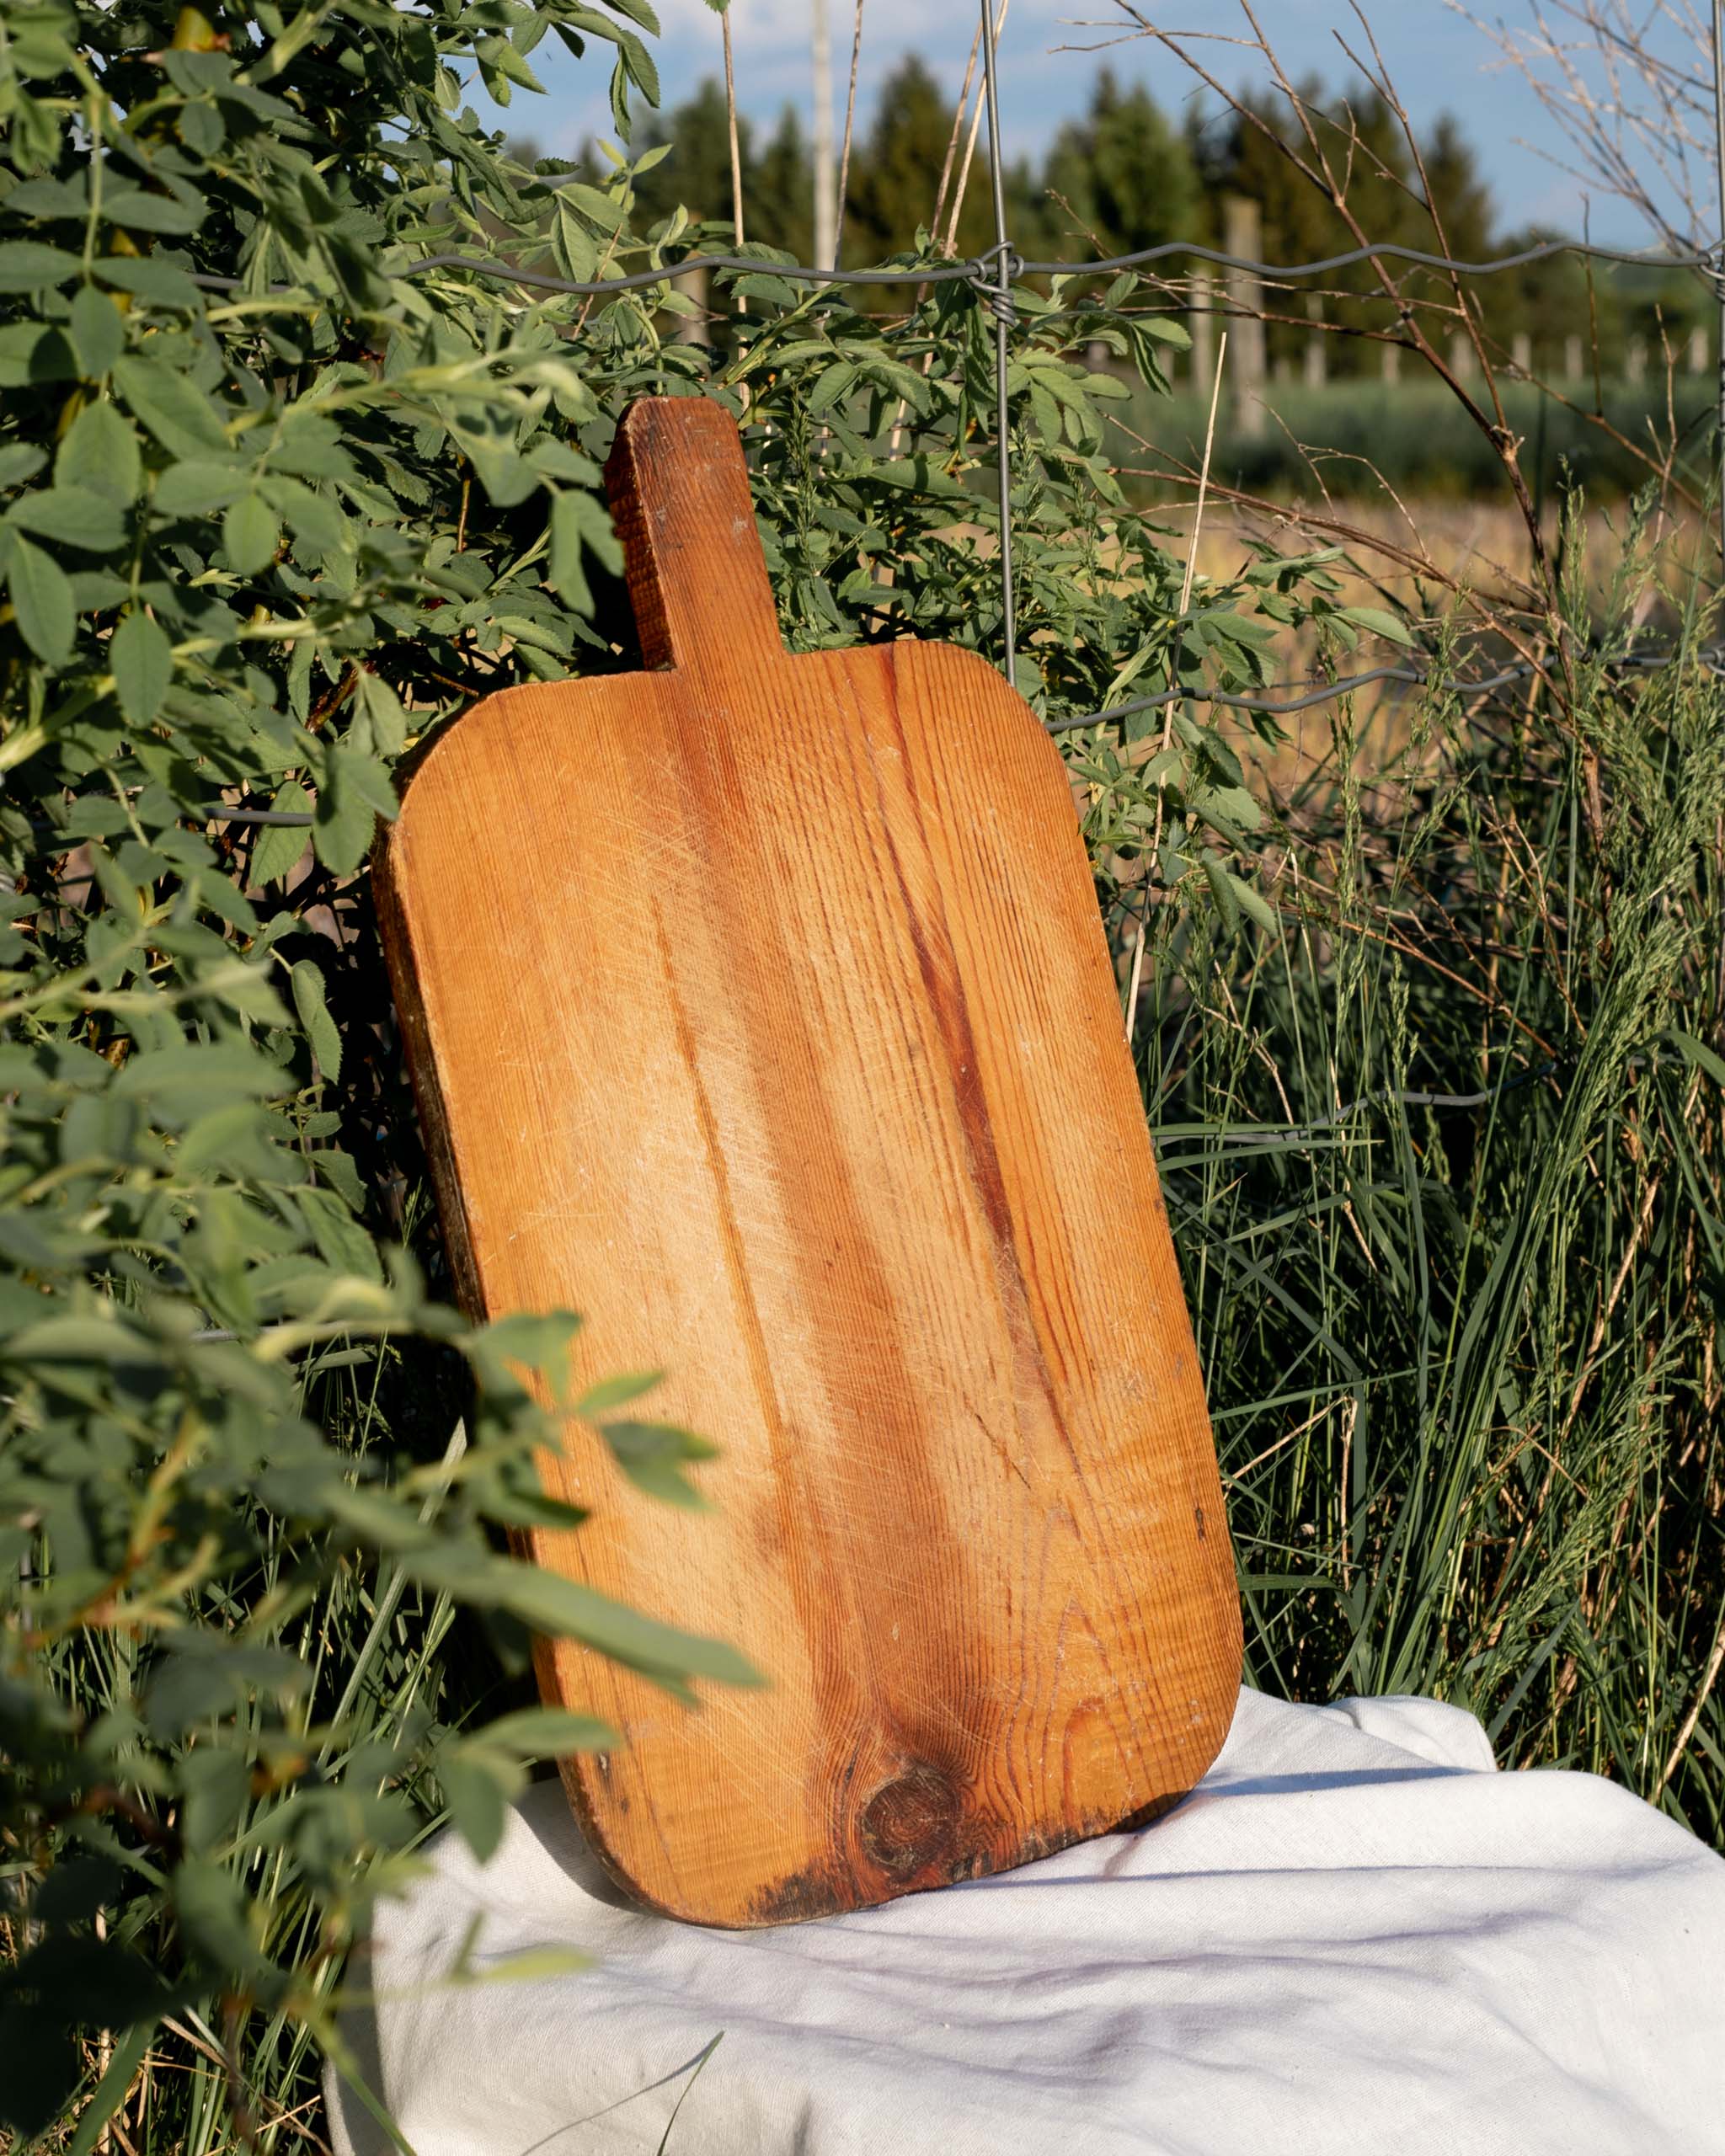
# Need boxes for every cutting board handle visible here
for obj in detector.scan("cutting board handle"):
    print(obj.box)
[605,398,785,674]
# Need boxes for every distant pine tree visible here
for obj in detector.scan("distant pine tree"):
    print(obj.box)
[845,53,992,263]
[1039,70,1199,262]
[631,77,752,237]
[1194,79,1500,376]
[754,104,814,262]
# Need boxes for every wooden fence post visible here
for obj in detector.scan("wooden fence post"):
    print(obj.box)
[1189,269,1214,394]
[1304,295,1326,388]
[1221,195,1266,439]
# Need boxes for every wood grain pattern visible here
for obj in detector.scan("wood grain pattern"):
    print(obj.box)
[375,397,1242,1929]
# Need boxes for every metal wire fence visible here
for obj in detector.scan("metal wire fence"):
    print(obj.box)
[189,0,1725,827]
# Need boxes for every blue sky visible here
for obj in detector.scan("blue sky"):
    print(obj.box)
[483,0,1691,245]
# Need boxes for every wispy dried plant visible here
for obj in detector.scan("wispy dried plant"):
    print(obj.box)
[1446,0,1718,251]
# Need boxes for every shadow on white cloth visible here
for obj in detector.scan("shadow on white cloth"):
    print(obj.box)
[325,1689,1725,2156]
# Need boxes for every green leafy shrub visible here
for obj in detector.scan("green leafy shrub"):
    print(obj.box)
[0,1,1333,2143]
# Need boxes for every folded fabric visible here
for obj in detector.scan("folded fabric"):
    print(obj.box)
[325,1688,1725,2156]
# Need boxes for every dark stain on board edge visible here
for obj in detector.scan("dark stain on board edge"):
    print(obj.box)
[741,1782,1193,1927]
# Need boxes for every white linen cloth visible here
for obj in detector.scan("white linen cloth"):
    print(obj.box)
[326,1688,1725,2156]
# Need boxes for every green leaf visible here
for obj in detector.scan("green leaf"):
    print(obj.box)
[113,354,231,457]
[601,1418,718,1508]
[34,1856,124,1926]
[0,321,77,387]
[565,485,622,577]
[558,179,628,236]
[259,473,345,557]
[478,1705,615,1757]
[67,566,128,612]
[483,38,545,96]
[68,285,125,378]
[1666,1028,1725,1088]
[0,239,80,291]
[465,1310,581,1404]
[8,534,75,666]
[291,958,342,1082]
[0,443,46,491]
[248,782,312,886]
[312,747,393,876]
[179,100,224,156]
[808,359,858,414]
[296,1185,380,1281]
[145,1657,244,1738]
[1226,868,1279,936]
[177,1100,279,1176]
[5,1311,156,1364]
[56,398,142,502]
[312,787,374,878]
[169,1860,261,1975]
[308,1145,364,1210]
[8,484,126,552]
[574,1369,663,1416]
[1339,604,1415,648]
[153,459,248,516]
[352,670,406,756]
[1196,607,1278,649]
[114,1039,288,1116]
[0,2007,79,2143]
[177,1746,251,1854]
[6,175,88,217]
[1201,851,1241,936]
[548,489,590,609]
[408,1552,766,1694]
[438,1748,513,1862]
[223,493,280,575]
[103,181,205,237]
[94,253,202,309]
[109,609,174,724]
[1188,782,1262,840]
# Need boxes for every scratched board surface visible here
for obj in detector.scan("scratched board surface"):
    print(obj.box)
[377,398,1242,1928]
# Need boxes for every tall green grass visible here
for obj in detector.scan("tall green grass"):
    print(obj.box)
[1130,548,1725,1839]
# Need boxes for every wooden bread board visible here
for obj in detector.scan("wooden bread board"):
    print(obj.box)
[376,396,1242,1928]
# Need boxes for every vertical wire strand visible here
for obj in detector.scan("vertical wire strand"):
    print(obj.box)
[978,0,1017,679]
[1712,0,1725,569]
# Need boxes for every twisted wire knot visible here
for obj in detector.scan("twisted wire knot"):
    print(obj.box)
[968,242,1022,327]
[1704,242,1725,301]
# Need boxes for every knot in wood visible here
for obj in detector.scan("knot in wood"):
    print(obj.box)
[859,1761,963,1881]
